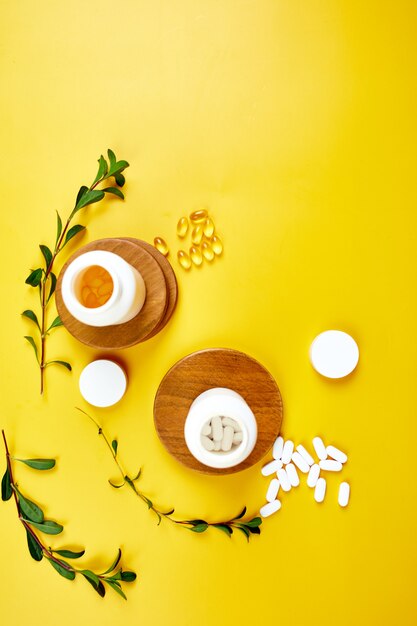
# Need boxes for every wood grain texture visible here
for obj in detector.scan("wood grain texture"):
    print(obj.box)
[154,348,283,475]
[122,238,178,340]
[56,238,167,349]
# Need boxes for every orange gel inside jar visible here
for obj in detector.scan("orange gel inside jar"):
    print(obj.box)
[80,265,114,308]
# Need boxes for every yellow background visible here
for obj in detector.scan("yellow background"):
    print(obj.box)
[1,1,416,624]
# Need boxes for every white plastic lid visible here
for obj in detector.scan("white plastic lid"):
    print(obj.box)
[309,330,359,379]
[79,360,127,407]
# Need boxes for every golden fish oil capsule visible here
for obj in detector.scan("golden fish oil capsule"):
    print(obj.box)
[153,237,169,257]
[191,225,203,245]
[211,235,223,256]
[203,217,214,238]
[176,216,189,238]
[190,208,208,223]
[177,250,192,270]
[201,241,214,262]
[189,245,203,266]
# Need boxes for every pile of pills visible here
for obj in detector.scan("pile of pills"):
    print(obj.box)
[201,416,243,452]
[153,208,223,271]
[259,435,350,518]
[79,265,114,308]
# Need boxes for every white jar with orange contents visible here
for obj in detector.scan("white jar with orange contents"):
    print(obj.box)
[61,250,146,327]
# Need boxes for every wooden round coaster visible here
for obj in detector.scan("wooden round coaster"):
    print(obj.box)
[154,348,283,475]
[56,238,167,349]
[121,238,178,340]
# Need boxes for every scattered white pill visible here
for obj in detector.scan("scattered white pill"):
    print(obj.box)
[260,499,282,518]
[319,460,343,472]
[338,482,350,507]
[312,437,327,461]
[326,445,348,464]
[281,440,294,464]
[286,463,300,487]
[266,478,280,502]
[291,452,310,474]
[314,477,326,503]
[296,444,315,466]
[261,459,283,476]
[201,423,211,436]
[310,330,359,378]
[211,416,223,442]
[277,468,291,492]
[307,463,320,488]
[221,425,234,452]
[272,436,284,460]
[201,436,215,451]
[79,360,127,408]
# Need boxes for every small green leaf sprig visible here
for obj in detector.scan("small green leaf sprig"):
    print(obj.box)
[23,149,129,394]
[1,429,136,600]
[80,409,262,540]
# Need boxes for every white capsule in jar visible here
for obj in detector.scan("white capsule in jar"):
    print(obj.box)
[213,440,221,451]
[261,459,283,476]
[281,440,294,464]
[307,463,320,488]
[266,478,280,502]
[211,416,223,442]
[201,436,214,451]
[338,482,350,507]
[221,425,234,451]
[272,436,284,460]
[277,468,291,492]
[291,452,310,473]
[233,431,243,444]
[222,417,240,431]
[260,499,281,518]
[326,445,348,464]
[314,477,326,502]
[286,463,300,487]
[201,423,211,437]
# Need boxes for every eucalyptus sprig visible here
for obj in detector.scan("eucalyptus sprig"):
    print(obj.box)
[80,409,262,541]
[23,149,129,394]
[1,429,136,600]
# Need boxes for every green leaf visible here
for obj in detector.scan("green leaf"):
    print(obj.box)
[105,579,127,600]
[189,523,209,533]
[109,480,125,489]
[132,468,141,481]
[120,571,136,582]
[75,189,105,211]
[111,440,118,456]
[101,549,122,575]
[236,526,250,541]
[247,525,261,535]
[145,497,153,509]
[103,187,124,199]
[16,489,44,523]
[25,519,63,535]
[213,524,233,537]
[26,529,43,561]
[21,310,41,332]
[47,273,57,303]
[39,245,53,268]
[54,548,85,559]
[55,211,63,247]
[114,173,125,187]
[24,336,39,363]
[64,224,85,246]
[162,508,175,516]
[25,268,43,287]
[107,149,116,166]
[75,185,88,207]
[108,160,129,177]
[92,155,108,185]
[1,468,12,501]
[83,573,106,597]
[46,360,72,371]
[14,458,55,470]
[233,506,247,520]
[48,558,75,580]
[80,569,100,587]
[47,316,63,332]
[244,517,262,528]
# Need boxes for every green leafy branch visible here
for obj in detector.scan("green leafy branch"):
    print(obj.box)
[23,149,129,395]
[80,409,262,541]
[1,429,136,600]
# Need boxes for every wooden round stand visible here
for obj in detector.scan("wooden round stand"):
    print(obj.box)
[55,238,178,349]
[154,348,283,475]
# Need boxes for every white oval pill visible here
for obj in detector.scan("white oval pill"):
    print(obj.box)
[213,440,221,451]
[314,477,326,502]
[286,463,299,487]
[260,499,281,518]
[201,436,215,451]
[201,423,211,437]
[307,463,320,487]
[338,482,350,507]
[233,431,243,444]
[326,445,348,464]
[319,460,342,472]
[261,459,283,476]
[296,444,315,466]
[272,436,284,460]
[281,440,294,464]
[291,452,310,473]
[266,478,280,502]
[222,417,239,431]
[221,425,234,451]
[277,468,291,492]
[310,330,359,379]
[79,360,127,408]
[312,437,327,460]
[211,416,223,442]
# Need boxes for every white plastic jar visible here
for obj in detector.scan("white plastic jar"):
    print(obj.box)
[184,388,258,469]
[61,250,146,327]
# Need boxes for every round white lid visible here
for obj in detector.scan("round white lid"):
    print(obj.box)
[79,359,127,407]
[310,330,359,379]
